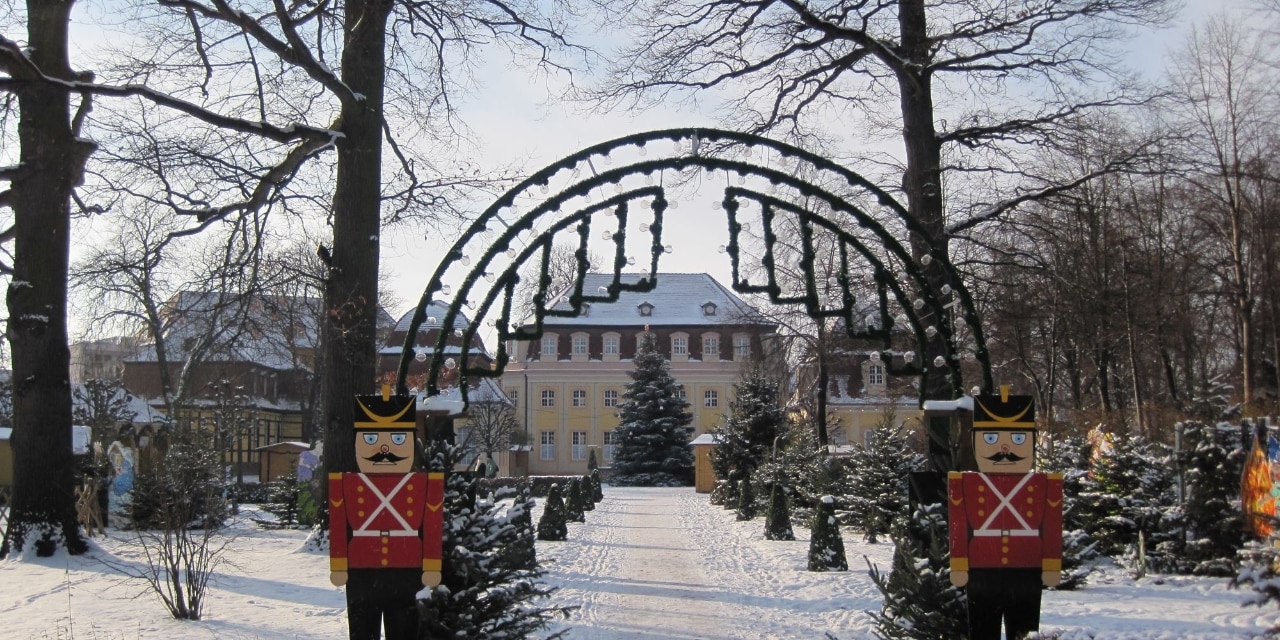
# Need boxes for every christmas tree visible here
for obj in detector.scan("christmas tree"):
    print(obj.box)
[1037,434,1099,589]
[736,468,757,521]
[843,410,921,543]
[611,332,694,486]
[536,483,569,541]
[564,479,586,523]
[867,503,967,639]
[589,468,604,503]
[580,473,596,511]
[417,442,570,638]
[1178,420,1247,576]
[807,495,848,571]
[764,482,795,541]
[710,364,788,482]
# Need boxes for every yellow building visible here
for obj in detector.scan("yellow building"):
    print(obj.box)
[503,273,778,476]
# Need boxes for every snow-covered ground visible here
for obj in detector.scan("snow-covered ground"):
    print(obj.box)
[1,487,1276,639]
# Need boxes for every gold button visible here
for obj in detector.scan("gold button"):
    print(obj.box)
[978,510,985,517]
[407,510,414,517]
[1002,536,1009,543]
[1002,546,1009,553]
[1001,558,1009,565]
[407,485,414,491]
[381,536,389,543]
[358,498,364,504]
[357,511,365,517]
[357,486,364,493]
[1026,511,1034,517]
[407,498,414,504]
[978,497,985,504]
[381,559,389,567]
[1027,486,1034,492]
[1026,498,1034,504]
[977,486,985,492]
[382,547,389,554]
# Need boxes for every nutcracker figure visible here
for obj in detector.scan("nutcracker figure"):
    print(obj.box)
[330,386,444,640]
[948,386,1062,640]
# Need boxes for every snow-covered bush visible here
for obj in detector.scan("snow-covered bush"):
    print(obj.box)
[843,410,922,543]
[807,495,847,572]
[537,483,569,542]
[764,482,795,541]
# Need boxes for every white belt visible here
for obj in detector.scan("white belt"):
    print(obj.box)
[352,530,418,537]
[972,529,1038,537]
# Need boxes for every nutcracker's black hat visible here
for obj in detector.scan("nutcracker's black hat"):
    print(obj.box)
[973,385,1036,430]
[354,385,416,431]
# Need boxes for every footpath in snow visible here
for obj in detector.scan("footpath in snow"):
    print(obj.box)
[0,486,1277,639]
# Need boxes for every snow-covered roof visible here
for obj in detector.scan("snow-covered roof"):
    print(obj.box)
[416,378,511,416]
[0,427,10,440]
[392,301,471,333]
[921,396,974,412]
[690,434,718,445]
[540,273,768,327]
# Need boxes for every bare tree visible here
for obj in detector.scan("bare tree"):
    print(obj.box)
[590,0,1177,401]
[459,399,519,467]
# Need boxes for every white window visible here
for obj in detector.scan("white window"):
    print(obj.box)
[603,389,619,407]
[540,431,555,460]
[541,389,556,407]
[673,336,688,355]
[704,389,719,408]
[734,335,750,358]
[703,335,719,357]
[677,386,687,401]
[541,335,557,357]
[702,302,717,316]
[572,334,588,355]
[603,431,617,462]
[867,363,885,386]
[506,388,518,407]
[572,389,587,407]
[604,335,620,355]
[572,431,588,460]
[638,302,653,316]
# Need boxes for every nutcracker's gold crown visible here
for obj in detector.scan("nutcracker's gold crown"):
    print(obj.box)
[973,384,1036,430]
[354,385,416,430]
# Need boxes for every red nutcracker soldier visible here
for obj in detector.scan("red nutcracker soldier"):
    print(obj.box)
[330,386,445,640]
[949,386,1063,640]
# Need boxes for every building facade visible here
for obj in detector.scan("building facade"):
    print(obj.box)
[503,273,778,476]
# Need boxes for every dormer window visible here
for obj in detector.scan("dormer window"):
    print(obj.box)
[581,303,590,317]
[638,302,654,317]
[702,302,717,316]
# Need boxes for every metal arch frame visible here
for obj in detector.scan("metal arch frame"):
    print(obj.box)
[395,127,993,407]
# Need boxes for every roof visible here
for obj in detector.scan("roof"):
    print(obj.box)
[392,301,471,333]
[541,273,769,327]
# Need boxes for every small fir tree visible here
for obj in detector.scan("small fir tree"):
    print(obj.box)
[764,483,795,541]
[590,468,604,503]
[867,503,967,639]
[1178,420,1247,576]
[710,364,788,483]
[709,480,732,506]
[844,411,921,543]
[1233,523,1280,636]
[736,469,757,521]
[807,495,848,571]
[418,442,570,638]
[1076,432,1177,564]
[757,417,831,523]
[536,484,569,541]
[506,480,537,571]
[564,479,586,523]
[612,332,694,486]
[1038,433,1100,588]
[580,474,596,511]
[587,448,600,472]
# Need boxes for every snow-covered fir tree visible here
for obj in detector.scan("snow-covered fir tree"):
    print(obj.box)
[580,473,596,511]
[417,442,570,638]
[764,483,795,541]
[843,410,922,543]
[1037,433,1100,589]
[756,416,831,523]
[611,332,694,486]
[564,479,586,523]
[1178,420,1247,576]
[868,503,966,639]
[589,468,604,503]
[709,364,788,483]
[807,495,848,572]
[536,483,569,541]
[1075,431,1179,572]
[736,468,757,521]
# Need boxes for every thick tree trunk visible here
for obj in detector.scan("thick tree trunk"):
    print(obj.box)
[1,0,89,558]
[321,0,394,479]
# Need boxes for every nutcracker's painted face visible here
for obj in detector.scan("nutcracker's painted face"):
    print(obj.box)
[354,430,414,474]
[974,429,1035,473]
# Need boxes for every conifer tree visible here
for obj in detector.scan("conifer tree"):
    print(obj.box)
[736,469,757,521]
[868,504,967,639]
[564,479,586,523]
[1037,434,1100,589]
[1178,420,1247,576]
[710,364,788,482]
[1076,432,1177,564]
[590,468,604,503]
[418,444,570,638]
[844,411,921,543]
[580,474,597,511]
[807,495,847,571]
[765,483,795,541]
[587,448,600,472]
[612,333,694,486]
[536,484,569,541]
[507,480,538,571]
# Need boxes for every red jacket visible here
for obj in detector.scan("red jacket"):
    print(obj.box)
[948,471,1063,573]
[329,471,444,573]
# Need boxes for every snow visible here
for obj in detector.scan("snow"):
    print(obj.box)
[0,488,1276,639]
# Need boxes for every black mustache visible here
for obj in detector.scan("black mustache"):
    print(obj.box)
[983,451,1026,463]
[364,451,408,463]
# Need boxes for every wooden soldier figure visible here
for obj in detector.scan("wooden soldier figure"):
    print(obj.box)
[330,386,445,640]
[948,386,1063,640]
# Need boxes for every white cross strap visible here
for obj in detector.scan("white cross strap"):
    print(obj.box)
[353,473,416,534]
